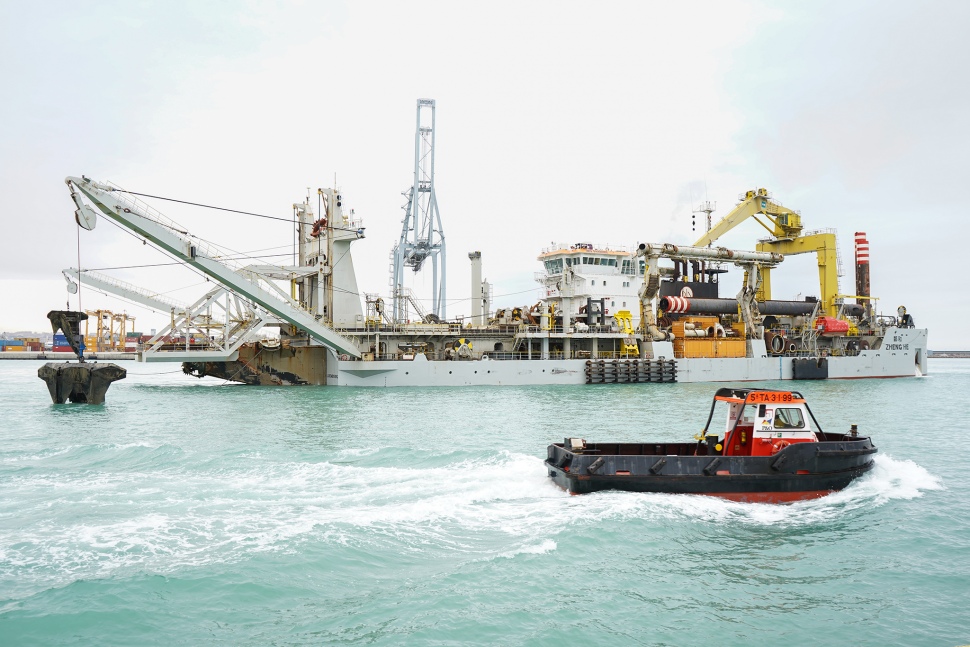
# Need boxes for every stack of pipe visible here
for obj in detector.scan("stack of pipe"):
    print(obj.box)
[660,296,816,316]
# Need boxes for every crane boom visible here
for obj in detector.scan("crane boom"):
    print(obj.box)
[693,188,803,248]
[693,188,843,317]
[63,267,188,314]
[65,176,361,358]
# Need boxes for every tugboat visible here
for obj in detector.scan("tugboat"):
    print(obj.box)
[545,388,876,502]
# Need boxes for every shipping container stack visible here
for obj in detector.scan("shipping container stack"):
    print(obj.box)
[125,332,141,352]
[52,334,85,353]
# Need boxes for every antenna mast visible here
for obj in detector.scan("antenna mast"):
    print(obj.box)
[391,98,446,323]
[693,200,716,246]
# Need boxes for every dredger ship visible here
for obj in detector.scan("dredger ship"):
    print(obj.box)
[63,176,927,387]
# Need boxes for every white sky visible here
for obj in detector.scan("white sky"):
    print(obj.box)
[2,1,967,348]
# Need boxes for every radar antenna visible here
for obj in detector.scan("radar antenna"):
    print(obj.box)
[391,98,446,323]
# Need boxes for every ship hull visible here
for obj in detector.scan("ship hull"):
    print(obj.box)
[183,327,927,387]
[332,327,926,386]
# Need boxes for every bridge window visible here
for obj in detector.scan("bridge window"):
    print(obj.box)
[774,408,806,429]
[544,259,563,273]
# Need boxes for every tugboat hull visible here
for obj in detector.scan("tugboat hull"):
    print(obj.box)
[545,437,876,502]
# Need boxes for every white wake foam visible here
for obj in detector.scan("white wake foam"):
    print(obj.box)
[0,451,941,599]
[555,453,943,527]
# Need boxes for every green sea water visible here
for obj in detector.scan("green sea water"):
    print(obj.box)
[0,359,967,646]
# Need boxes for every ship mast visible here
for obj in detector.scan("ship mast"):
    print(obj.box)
[693,200,716,246]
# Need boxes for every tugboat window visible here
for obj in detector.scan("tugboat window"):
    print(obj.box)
[774,408,806,429]
[741,407,756,425]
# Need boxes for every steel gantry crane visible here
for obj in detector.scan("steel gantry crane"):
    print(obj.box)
[693,188,843,318]
[390,99,447,323]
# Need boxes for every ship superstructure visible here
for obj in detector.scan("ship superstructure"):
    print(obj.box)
[536,242,643,331]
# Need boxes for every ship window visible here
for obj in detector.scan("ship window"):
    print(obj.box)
[594,258,601,265]
[591,280,596,286]
[583,257,590,265]
[740,406,756,425]
[608,259,616,266]
[623,301,626,307]
[544,259,563,273]
[565,258,572,267]
[774,408,806,429]
[639,260,646,275]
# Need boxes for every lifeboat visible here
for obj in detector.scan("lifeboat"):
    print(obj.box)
[545,388,876,503]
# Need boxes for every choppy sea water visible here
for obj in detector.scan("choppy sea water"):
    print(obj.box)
[0,358,967,646]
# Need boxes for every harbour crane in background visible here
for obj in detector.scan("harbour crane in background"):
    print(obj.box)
[693,188,843,318]
[390,99,446,323]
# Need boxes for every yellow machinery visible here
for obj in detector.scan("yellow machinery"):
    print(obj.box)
[612,310,639,356]
[670,316,746,359]
[84,309,136,352]
[694,188,841,317]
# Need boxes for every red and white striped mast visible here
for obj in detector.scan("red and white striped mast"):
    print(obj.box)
[854,232,871,318]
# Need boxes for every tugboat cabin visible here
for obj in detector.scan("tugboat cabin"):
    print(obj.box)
[704,388,822,457]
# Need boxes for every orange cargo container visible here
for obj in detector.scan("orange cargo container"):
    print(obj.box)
[674,338,717,358]
[715,338,746,358]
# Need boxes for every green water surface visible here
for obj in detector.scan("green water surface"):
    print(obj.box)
[0,359,967,646]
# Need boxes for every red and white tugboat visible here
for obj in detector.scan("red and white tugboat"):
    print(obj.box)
[546,388,876,503]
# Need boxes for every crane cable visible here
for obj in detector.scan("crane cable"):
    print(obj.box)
[75,218,82,313]
[124,190,364,235]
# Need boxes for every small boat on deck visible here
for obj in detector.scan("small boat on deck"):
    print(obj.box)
[545,387,876,503]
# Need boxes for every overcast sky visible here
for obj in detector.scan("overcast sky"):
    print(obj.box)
[2,1,968,348]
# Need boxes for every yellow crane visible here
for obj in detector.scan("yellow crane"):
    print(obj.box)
[693,188,841,318]
[84,309,136,352]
